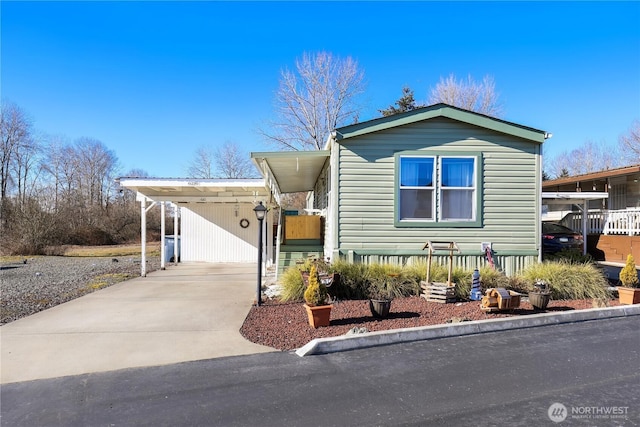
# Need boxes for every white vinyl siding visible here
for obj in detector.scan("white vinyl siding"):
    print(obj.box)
[180,203,264,263]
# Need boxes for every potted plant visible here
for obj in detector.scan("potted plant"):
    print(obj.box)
[303,264,332,328]
[528,279,551,310]
[300,257,338,288]
[618,254,640,305]
[367,273,399,318]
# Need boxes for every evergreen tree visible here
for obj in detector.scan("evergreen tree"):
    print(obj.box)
[379,86,425,117]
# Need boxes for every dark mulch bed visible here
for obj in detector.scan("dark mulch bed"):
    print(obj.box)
[240,296,620,351]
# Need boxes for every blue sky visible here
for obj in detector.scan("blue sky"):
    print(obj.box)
[2,1,639,178]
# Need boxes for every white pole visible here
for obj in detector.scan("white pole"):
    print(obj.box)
[141,198,147,277]
[160,202,166,270]
[173,203,179,265]
[582,199,588,255]
[274,208,282,280]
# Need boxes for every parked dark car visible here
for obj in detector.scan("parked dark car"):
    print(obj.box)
[542,222,584,255]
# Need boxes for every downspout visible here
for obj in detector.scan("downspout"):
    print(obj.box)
[539,132,552,263]
[330,131,340,261]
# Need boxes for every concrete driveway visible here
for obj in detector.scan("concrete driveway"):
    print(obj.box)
[1,263,274,384]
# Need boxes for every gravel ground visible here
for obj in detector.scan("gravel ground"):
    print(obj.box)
[1,256,161,325]
[240,296,621,351]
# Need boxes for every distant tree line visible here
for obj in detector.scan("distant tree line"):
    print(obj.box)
[0,101,166,255]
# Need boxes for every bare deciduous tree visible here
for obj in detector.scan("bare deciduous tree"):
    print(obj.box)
[187,142,256,179]
[618,119,640,165]
[73,137,119,208]
[186,146,215,178]
[428,74,503,117]
[1,102,33,200]
[215,142,256,178]
[547,140,620,178]
[11,132,41,204]
[260,51,366,151]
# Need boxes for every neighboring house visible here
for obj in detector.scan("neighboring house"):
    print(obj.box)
[253,104,549,276]
[542,164,640,263]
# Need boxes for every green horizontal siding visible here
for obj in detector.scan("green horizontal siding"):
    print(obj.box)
[336,117,541,260]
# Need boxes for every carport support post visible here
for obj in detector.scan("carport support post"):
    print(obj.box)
[173,203,179,265]
[141,197,147,277]
[581,199,588,255]
[160,202,166,270]
[139,196,157,277]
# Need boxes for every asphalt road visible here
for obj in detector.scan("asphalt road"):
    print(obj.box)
[2,317,639,426]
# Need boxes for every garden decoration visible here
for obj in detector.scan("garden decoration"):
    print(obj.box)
[420,241,459,303]
[617,254,640,305]
[529,279,551,310]
[368,273,398,318]
[484,245,496,269]
[480,288,522,312]
[303,264,332,328]
[469,268,482,301]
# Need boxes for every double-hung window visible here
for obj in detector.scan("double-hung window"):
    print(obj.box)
[395,152,481,227]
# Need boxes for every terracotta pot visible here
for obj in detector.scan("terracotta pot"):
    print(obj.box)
[617,287,640,305]
[369,299,392,318]
[528,292,551,310]
[304,304,332,328]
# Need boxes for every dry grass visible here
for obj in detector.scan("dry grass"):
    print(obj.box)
[1,243,162,263]
[61,243,161,257]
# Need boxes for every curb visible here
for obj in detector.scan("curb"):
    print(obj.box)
[295,304,640,357]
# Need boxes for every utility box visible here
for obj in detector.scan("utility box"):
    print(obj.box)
[164,235,181,262]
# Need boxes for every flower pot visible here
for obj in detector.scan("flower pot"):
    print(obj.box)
[528,291,551,310]
[304,304,332,328]
[369,299,392,319]
[617,287,640,305]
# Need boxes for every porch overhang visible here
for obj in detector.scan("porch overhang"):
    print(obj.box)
[251,150,330,201]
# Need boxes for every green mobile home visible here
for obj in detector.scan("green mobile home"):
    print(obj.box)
[253,104,548,275]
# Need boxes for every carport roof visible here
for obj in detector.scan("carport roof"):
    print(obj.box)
[542,191,609,204]
[251,150,330,195]
[116,177,270,203]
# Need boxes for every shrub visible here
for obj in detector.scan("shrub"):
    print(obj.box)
[545,248,595,264]
[365,263,419,300]
[520,260,610,300]
[303,265,329,306]
[278,266,306,302]
[329,259,369,299]
[619,254,639,288]
[282,259,612,302]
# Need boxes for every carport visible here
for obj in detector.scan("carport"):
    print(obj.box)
[542,191,609,256]
[116,178,274,276]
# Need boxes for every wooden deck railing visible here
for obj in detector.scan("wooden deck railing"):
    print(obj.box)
[564,208,640,236]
